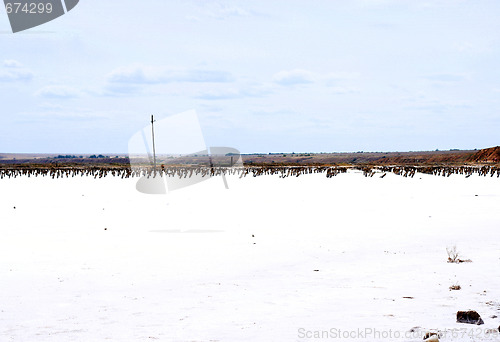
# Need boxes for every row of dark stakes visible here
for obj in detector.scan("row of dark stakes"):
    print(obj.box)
[0,165,499,179]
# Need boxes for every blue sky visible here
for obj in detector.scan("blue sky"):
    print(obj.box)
[1,0,499,153]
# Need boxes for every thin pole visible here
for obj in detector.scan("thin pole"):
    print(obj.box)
[151,115,157,173]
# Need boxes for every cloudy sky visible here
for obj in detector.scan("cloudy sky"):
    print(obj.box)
[1,0,499,153]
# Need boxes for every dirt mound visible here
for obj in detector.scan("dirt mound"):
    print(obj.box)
[468,146,500,163]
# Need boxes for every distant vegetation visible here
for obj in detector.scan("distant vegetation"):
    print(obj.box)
[55,155,82,159]
[0,147,498,169]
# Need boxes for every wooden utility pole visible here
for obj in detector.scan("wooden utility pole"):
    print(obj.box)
[151,115,157,173]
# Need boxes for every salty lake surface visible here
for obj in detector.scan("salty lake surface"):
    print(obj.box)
[1,171,499,341]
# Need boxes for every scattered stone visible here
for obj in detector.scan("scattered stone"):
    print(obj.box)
[313,270,319,272]
[423,332,442,339]
[447,258,472,263]
[403,296,414,299]
[456,310,484,325]
[104,228,107,231]
[485,300,499,307]
[13,206,16,209]
[449,284,461,290]
[423,332,439,342]
[490,315,497,319]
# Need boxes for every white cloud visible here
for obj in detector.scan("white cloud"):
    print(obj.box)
[195,89,241,100]
[38,103,64,111]
[192,2,255,20]
[252,109,297,117]
[26,105,110,120]
[325,72,361,85]
[36,85,81,99]
[424,73,468,83]
[195,84,272,100]
[329,86,359,94]
[273,69,315,86]
[0,60,33,82]
[208,4,251,19]
[405,98,472,113]
[107,65,233,84]
[185,15,201,22]
[99,83,143,97]
[3,60,24,68]
[273,69,360,89]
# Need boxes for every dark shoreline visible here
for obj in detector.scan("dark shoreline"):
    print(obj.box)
[1,148,499,179]
[1,164,499,180]
[0,149,487,167]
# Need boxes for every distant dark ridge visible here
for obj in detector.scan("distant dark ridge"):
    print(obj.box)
[0,165,499,179]
[0,150,479,167]
[0,157,129,165]
[241,150,476,165]
[467,146,500,163]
